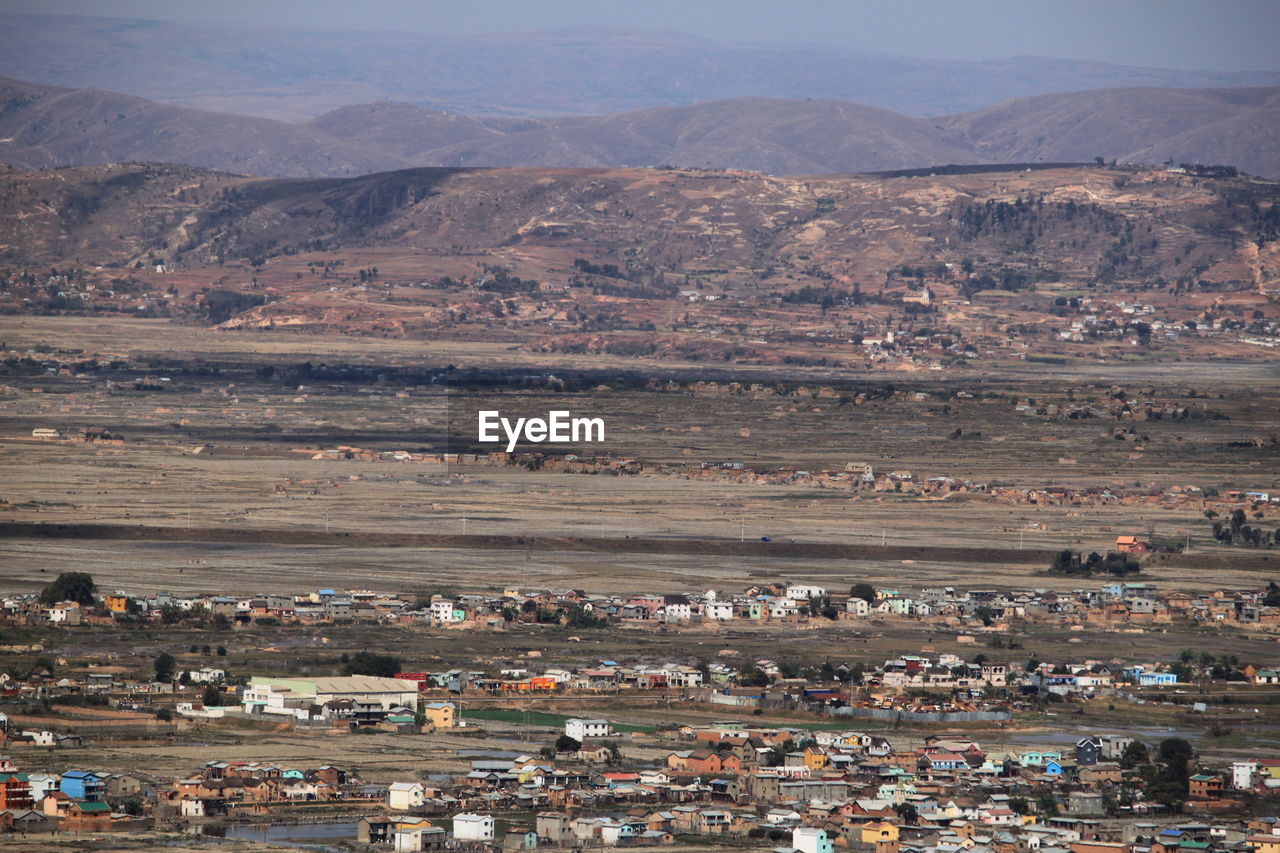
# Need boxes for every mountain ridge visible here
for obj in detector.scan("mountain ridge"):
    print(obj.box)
[2,76,1278,179]
[4,12,1279,120]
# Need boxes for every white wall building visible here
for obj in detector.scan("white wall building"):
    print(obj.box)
[453,813,495,841]
[430,599,462,623]
[1233,760,1258,790]
[242,676,420,717]
[704,602,734,621]
[794,826,835,853]
[565,718,611,740]
[388,781,426,810]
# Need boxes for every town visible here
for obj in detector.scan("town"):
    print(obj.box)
[0,570,1276,849]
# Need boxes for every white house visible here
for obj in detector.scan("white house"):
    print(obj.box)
[786,585,826,600]
[180,799,207,817]
[453,813,495,841]
[388,781,426,810]
[187,668,226,684]
[794,826,835,853]
[431,599,462,623]
[26,773,58,800]
[1232,760,1258,790]
[45,602,81,625]
[20,730,56,747]
[768,599,800,619]
[660,597,692,621]
[565,718,611,741]
[704,601,734,621]
[846,598,870,617]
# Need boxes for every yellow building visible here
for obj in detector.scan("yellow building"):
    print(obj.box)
[104,594,129,613]
[803,747,830,771]
[422,702,456,728]
[861,822,901,844]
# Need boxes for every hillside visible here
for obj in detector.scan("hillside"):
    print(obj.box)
[2,161,1277,367]
[3,76,1279,179]
[2,161,1276,289]
[3,13,1278,121]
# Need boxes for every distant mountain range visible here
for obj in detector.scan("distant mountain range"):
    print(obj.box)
[3,13,1279,121]
[2,75,1278,178]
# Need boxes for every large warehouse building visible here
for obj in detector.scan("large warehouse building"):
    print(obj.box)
[241,676,420,721]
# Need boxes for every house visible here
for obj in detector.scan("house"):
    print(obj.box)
[59,771,104,801]
[1189,773,1225,800]
[794,826,836,853]
[46,602,82,625]
[537,812,571,844]
[1076,738,1102,766]
[0,773,33,810]
[1116,536,1150,554]
[503,826,539,850]
[422,702,456,729]
[1137,672,1177,687]
[453,812,495,841]
[1069,791,1104,816]
[1248,836,1280,853]
[565,718,611,741]
[388,781,426,810]
[1233,761,1259,789]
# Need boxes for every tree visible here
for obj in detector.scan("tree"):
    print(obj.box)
[1035,790,1059,816]
[39,572,96,606]
[894,803,920,825]
[849,583,877,602]
[554,734,581,753]
[1008,796,1030,815]
[154,652,177,682]
[1119,739,1149,769]
[344,651,402,678]
[202,685,223,707]
[216,645,227,656]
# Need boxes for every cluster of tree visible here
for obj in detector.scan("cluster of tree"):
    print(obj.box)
[1120,738,1195,808]
[1180,164,1238,178]
[849,583,877,603]
[198,288,266,324]
[572,258,629,279]
[777,284,866,309]
[1048,549,1140,576]
[1170,649,1250,684]
[506,599,609,629]
[344,651,403,678]
[1210,508,1276,548]
[478,265,539,294]
[39,572,96,606]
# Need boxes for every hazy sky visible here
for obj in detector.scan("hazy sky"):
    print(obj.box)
[3,0,1279,72]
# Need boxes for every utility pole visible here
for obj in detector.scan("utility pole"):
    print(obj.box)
[882,527,886,546]
[462,513,467,536]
